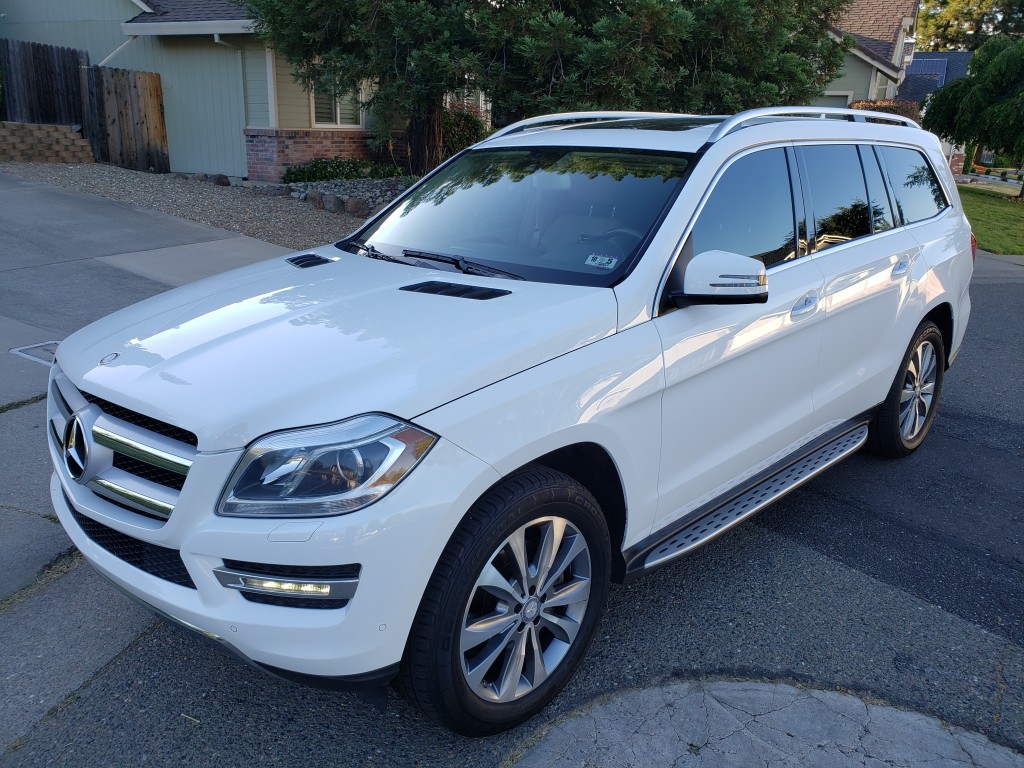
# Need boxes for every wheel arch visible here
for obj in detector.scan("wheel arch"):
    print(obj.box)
[922,301,954,368]
[526,442,629,583]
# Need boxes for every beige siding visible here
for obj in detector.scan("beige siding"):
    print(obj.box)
[275,53,311,129]
[815,54,876,105]
[242,40,270,127]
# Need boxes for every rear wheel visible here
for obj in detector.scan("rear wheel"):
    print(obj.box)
[397,466,610,735]
[868,320,945,457]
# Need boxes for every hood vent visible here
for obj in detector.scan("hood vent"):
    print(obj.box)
[287,253,333,269]
[400,281,511,300]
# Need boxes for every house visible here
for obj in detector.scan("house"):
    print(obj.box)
[816,0,919,107]
[898,51,975,173]
[0,0,377,179]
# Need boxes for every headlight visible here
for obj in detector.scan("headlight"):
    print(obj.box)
[218,414,436,518]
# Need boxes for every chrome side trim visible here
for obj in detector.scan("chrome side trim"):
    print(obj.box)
[213,567,359,600]
[89,477,175,519]
[92,423,193,474]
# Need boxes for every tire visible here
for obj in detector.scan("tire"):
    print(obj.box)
[867,320,945,457]
[397,466,611,735]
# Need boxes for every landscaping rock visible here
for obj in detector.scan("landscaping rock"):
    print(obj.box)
[194,173,208,182]
[322,193,344,213]
[173,172,189,181]
[344,197,371,217]
[307,189,323,209]
[209,174,230,186]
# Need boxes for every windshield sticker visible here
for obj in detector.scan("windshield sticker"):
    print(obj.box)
[586,254,618,270]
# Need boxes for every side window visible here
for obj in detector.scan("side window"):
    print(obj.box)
[859,146,895,234]
[687,148,798,268]
[877,146,949,224]
[798,145,871,252]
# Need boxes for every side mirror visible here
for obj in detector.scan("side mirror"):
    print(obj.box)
[670,250,768,308]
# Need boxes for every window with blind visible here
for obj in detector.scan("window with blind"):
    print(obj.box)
[312,91,362,127]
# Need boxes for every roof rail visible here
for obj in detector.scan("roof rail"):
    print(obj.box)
[486,111,697,141]
[705,107,920,144]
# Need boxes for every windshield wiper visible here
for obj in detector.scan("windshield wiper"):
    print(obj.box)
[402,249,523,280]
[356,242,418,265]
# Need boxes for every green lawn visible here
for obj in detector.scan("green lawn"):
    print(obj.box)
[957,184,1024,256]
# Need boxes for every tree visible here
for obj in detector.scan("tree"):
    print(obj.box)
[923,36,1024,198]
[246,0,482,173]
[917,0,1024,51]
[246,0,851,174]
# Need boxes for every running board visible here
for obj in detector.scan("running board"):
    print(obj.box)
[623,422,869,579]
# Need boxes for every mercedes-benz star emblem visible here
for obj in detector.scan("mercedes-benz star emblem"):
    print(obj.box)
[63,415,89,481]
[99,353,119,365]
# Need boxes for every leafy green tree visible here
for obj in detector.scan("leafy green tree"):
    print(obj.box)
[246,0,850,174]
[923,36,1024,198]
[246,0,481,173]
[917,0,1024,51]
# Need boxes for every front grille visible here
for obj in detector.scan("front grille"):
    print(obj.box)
[81,391,198,447]
[113,453,187,491]
[51,370,197,522]
[69,503,196,589]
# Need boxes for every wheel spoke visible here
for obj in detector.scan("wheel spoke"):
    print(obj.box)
[539,532,588,598]
[920,344,936,383]
[526,624,548,689]
[532,519,565,595]
[539,609,581,645]
[464,627,518,692]
[542,577,591,609]
[506,528,531,596]
[461,609,518,650]
[919,381,935,396]
[476,562,526,604]
[899,400,915,435]
[496,628,528,702]
[900,385,916,404]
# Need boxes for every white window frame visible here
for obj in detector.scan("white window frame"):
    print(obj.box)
[309,87,365,130]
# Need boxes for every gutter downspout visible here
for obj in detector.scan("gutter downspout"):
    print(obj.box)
[213,34,238,49]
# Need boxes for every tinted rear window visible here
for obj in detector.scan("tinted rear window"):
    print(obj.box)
[877,146,948,225]
[799,145,871,252]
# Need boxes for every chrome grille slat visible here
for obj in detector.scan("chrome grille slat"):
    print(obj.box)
[50,366,195,523]
[92,419,194,474]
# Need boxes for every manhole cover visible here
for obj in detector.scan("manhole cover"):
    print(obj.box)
[10,341,61,366]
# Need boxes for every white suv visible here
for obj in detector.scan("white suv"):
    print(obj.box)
[47,108,973,734]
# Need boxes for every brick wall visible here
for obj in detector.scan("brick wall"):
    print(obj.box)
[245,128,379,182]
[0,122,94,164]
[948,150,966,175]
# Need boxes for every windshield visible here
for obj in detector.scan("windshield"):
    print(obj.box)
[352,147,694,287]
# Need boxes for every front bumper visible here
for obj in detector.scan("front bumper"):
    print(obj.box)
[49,433,500,680]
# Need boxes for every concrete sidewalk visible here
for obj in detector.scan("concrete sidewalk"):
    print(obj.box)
[511,680,1024,767]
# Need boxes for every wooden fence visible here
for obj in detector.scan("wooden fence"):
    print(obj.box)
[0,38,87,125]
[0,38,169,172]
[83,67,169,173]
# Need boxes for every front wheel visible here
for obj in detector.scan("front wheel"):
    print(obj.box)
[868,320,945,457]
[397,466,610,735]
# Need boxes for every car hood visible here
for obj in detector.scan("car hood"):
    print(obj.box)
[58,246,618,451]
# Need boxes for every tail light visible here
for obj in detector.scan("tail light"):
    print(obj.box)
[970,232,977,262]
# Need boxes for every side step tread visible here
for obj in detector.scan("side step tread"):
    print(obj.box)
[635,423,869,574]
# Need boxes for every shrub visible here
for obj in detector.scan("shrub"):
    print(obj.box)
[1001,170,1009,181]
[985,168,993,175]
[1018,174,1023,182]
[849,99,922,125]
[442,105,489,161]
[282,156,406,184]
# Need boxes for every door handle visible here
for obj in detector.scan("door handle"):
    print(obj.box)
[791,291,818,317]
[891,256,912,278]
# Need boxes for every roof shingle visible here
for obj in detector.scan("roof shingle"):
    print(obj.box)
[836,0,918,66]
[127,0,250,25]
